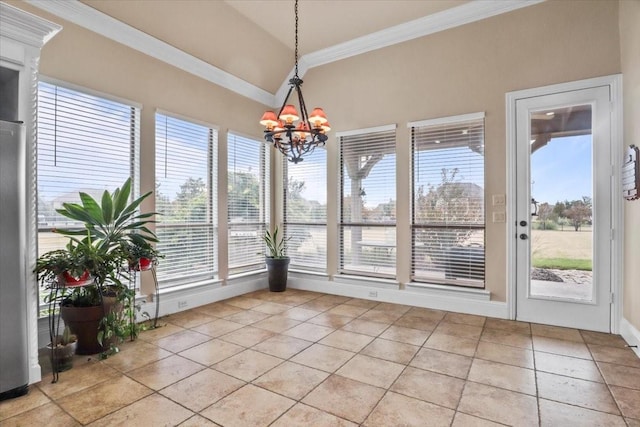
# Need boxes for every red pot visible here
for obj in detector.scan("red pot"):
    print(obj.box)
[60,270,92,287]
[131,257,153,271]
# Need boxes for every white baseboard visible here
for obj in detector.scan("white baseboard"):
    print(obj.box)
[288,274,508,319]
[620,317,640,359]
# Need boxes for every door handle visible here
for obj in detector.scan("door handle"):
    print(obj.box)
[519,234,528,240]
[520,220,527,227]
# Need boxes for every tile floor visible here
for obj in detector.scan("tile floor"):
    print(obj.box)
[1,288,640,426]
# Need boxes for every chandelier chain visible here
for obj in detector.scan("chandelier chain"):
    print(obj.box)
[294,0,299,78]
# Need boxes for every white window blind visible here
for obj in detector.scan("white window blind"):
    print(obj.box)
[283,148,327,271]
[339,126,396,278]
[411,113,485,287]
[155,113,217,287]
[227,132,270,275]
[37,80,139,256]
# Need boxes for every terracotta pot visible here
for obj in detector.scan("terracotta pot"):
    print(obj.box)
[60,298,122,355]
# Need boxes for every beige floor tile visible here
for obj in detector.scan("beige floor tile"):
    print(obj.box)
[138,323,185,342]
[599,361,640,389]
[253,361,329,400]
[151,329,211,353]
[57,375,152,425]
[341,319,389,337]
[458,382,539,426]
[610,386,640,419]
[252,302,292,315]
[213,349,283,382]
[307,312,353,328]
[468,359,536,395]
[435,322,484,340]
[379,325,431,346]
[291,344,355,373]
[223,310,271,325]
[360,337,419,364]
[535,351,603,382]
[391,366,465,409]
[580,330,629,348]
[336,354,405,389]
[298,299,340,312]
[410,347,472,379]
[364,391,454,426]
[589,344,640,368]
[128,354,204,390]
[179,414,220,426]
[281,307,322,321]
[88,394,193,427]
[375,302,412,316]
[425,331,479,357]
[165,310,217,328]
[539,398,626,427]
[252,334,313,359]
[179,338,244,366]
[319,330,374,352]
[196,302,244,318]
[223,296,265,309]
[271,403,357,427]
[38,360,120,400]
[444,312,486,327]
[201,384,294,427]
[191,318,245,338]
[404,307,446,322]
[277,293,320,306]
[536,371,619,414]
[2,402,79,427]
[344,298,380,309]
[393,314,439,331]
[103,340,173,373]
[532,335,592,359]
[302,375,385,424]
[316,294,352,305]
[0,387,51,421]
[475,341,534,369]
[359,309,403,324]
[484,318,531,335]
[327,304,370,318]
[452,412,504,426]
[219,326,276,347]
[252,314,301,333]
[627,418,640,427]
[283,322,335,342]
[480,328,533,350]
[531,323,584,342]
[160,368,245,412]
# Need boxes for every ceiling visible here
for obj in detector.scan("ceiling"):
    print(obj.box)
[35,0,541,106]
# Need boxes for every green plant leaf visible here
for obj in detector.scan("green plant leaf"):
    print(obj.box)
[101,190,113,224]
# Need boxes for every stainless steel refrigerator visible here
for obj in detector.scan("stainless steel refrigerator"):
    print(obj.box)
[0,120,29,400]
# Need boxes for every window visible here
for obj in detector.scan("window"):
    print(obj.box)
[410,113,485,287]
[155,113,217,287]
[283,148,327,272]
[37,80,139,310]
[227,132,270,275]
[338,125,396,278]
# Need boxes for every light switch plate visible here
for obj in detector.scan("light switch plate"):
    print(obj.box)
[493,212,506,223]
[492,194,506,206]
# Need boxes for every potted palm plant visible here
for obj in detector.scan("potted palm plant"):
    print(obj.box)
[263,226,290,292]
[35,178,159,356]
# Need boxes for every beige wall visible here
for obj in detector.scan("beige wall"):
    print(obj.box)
[620,0,640,331]
[9,1,624,303]
[302,0,621,301]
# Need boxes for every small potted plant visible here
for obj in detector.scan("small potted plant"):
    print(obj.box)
[122,238,163,272]
[47,326,77,372]
[34,240,96,287]
[263,226,290,292]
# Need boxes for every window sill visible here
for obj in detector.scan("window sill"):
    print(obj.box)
[227,269,267,282]
[156,278,223,296]
[406,281,490,301]
[333,274,399,289]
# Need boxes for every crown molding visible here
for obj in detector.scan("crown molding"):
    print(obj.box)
[0,2,61,50]
[25,0,276,106]
[275,0,545,105]
[24,0,543,108]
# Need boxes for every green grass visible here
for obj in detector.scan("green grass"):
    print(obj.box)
[532,258,592,271]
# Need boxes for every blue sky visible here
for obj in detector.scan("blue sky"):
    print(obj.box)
[531,134,592,205]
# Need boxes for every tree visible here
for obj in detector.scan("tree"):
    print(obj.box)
[565,198,592,231]
[228,171,260,221]
[536,202,553,230]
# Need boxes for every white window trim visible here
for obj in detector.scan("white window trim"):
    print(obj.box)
[407,112,485,128]
[336,123,397,138]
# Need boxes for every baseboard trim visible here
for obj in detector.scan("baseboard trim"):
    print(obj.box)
[288,275,508,318]
[620,317,640,359]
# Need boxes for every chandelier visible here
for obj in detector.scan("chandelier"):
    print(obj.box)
[259,0,330,164]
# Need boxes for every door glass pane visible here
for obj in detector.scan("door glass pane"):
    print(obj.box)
[529,105,593,301]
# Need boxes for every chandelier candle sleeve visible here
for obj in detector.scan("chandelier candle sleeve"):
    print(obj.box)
[259,0,329,164]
